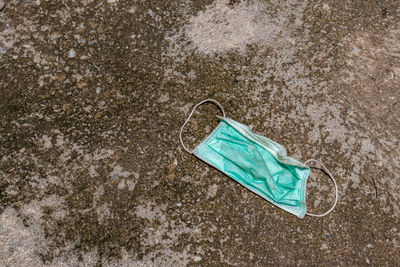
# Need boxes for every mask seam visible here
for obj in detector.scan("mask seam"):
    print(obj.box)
[297,167,310,218]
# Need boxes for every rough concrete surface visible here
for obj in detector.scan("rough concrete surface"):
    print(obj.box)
[0,0,399,266]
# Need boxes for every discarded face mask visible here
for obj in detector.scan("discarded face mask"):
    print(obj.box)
[180,99,338,218]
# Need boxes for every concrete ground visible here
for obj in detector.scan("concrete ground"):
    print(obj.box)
[1,0,399,266]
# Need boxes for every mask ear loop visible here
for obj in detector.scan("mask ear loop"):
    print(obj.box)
[305,159,339,217]
[179,99,226,154]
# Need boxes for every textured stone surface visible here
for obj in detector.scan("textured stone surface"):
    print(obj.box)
[0,0,399,265]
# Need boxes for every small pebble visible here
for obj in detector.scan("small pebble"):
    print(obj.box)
[128,6,136,14]
[176,202,182,207]
[78,38,86,44]
[0,1,5,12]
[0,47,5,55]
[366,258,370,264]
[194,256,202,262]
[68,49,76,58]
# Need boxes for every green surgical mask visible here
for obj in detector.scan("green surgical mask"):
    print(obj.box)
[180,99,338,218]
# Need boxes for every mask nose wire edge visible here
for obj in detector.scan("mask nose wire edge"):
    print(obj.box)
[305,159,339,217]
[179,99,226,154]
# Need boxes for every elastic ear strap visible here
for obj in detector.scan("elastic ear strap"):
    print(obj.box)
[305,159,339,217]
[179,99,226,154]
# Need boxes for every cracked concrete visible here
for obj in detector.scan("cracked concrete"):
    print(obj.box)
[1,0,400,265]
